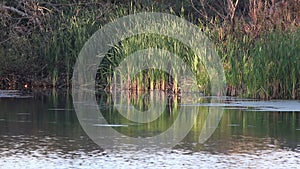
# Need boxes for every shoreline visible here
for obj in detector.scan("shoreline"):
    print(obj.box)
[0,76,298,100]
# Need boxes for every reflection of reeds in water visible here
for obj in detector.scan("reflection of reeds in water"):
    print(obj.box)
[96,91,219,141]
[96,91,183,137]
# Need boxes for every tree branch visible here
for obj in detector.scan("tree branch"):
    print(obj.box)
[0,4,29,17]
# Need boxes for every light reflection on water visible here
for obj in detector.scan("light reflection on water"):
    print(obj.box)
[0,90,299,168]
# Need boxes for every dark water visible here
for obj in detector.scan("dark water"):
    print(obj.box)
[0,90,299,168]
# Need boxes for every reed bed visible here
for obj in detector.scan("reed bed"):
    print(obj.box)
[44,3,108,87]
[218,29,300,99]
[247,30,300,99]
[96,33,209,94]
[1,0,300,99]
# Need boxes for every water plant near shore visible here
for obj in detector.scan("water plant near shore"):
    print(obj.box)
[247,30,300,99]
[1,0,300,99]
[96,33,210,94]
[215,28,300,99]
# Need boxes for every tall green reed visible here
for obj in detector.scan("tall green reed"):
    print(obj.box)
[45,6,100,87]
[98,33,210,94]
[248,29,300,99]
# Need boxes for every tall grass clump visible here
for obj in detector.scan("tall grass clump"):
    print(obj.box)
[197,0,300,99]
[95,3,211,94]
[44,5,101,87]
[43,0,145,88]
[96,33,210,94]
[247,30,300,99]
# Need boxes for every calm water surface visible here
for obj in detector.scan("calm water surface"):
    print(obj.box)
[0,90,299,168]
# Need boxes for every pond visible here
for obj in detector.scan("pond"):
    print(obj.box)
[0,90,299,168]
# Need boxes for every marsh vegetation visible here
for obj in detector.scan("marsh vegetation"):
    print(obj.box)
[0,0,300,99]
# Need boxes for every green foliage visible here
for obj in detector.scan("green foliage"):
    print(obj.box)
[247,30,300,99]
[44,5,101,87]
[97,33,209,93]
[1,0,299,99]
